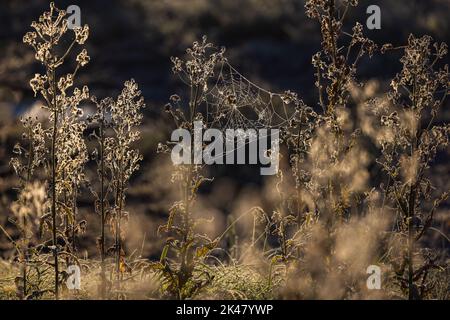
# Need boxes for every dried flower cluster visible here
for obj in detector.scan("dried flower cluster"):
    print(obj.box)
[20,2,92,299]
[102,79,145,296]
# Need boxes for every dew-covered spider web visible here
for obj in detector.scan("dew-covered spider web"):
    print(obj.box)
[203,60,299,131]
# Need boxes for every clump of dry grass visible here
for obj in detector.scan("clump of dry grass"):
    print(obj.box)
[198,263,278,300]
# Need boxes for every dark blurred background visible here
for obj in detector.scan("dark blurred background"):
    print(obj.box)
[1,0,448,108]
[0,0,449,259]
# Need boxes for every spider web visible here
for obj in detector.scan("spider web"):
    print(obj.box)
[203,60,298,131]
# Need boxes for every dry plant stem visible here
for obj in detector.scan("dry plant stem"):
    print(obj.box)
[21,136,34,298]
[62,169,68,262]
[72,180,77,253]
[407,75,418,300]
[50,67,59,300]
[115,151,127,294]
[22,218,27,298]
[115,168,124,293]
[177,86,198,300]
[408,186,414,299]
[100,108,106,298]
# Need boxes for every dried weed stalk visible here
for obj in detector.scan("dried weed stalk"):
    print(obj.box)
[374,35,449,299]
[155,37,224,299]
[22,2,90,299]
